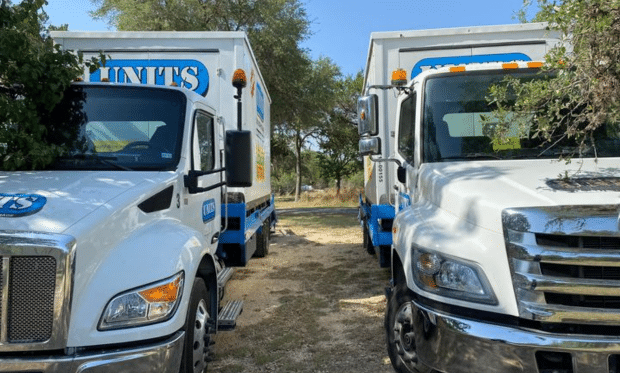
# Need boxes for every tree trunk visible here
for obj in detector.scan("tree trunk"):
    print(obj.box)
[294,134,302,202]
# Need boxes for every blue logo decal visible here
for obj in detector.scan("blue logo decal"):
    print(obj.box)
[411,53,532,79]
[0,193,47,217]
[90,59,210,96]
[256,83,265,122]
[202,199,216,223]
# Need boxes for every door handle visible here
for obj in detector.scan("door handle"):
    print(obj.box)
[211,232,220,244]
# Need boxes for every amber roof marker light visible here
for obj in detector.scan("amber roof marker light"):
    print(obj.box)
[232,68,247,90]
[232,68,247,131]
[391,68,408,86]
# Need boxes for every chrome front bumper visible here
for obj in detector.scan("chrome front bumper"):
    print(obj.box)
[0,331,184,373]
[413,300,620,373]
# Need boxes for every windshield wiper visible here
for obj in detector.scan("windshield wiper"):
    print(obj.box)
[59,154,133,171]
[442,153,502,161]
[537,148,595,159]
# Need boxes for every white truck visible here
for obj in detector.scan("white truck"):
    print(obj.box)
[358,23,561,268]
[0,31,273,372]
[358,23,620,373]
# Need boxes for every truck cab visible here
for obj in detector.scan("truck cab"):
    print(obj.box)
[0,31,272,373]
[359,25,620,373]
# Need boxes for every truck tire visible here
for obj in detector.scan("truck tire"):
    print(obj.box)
[180,278,213,373]
[254,218,270,258]
[385,282,430,373]
[363,223,375,255]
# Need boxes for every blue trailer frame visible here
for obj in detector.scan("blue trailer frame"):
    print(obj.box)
[218,194,275,266]
[359,194,394,267]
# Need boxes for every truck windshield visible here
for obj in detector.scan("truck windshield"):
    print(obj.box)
[50,85,186,171]
[422,70,620,162]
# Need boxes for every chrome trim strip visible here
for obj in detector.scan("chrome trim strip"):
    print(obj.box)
[0,230,76,352]
[0,257,9,343]
[520,300,620,324]
[515,272,620,296]
[502,205,620,235]
[508,242,620,266]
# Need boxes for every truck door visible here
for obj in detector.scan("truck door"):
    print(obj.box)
[394,91,419,210]
[184,109,222,251]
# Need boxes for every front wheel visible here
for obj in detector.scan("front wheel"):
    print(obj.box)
[385,283,429,373]
[180,278,213,373]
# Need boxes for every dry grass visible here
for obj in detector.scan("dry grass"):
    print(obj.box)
[275,188,361,209]
[210,211,393,373]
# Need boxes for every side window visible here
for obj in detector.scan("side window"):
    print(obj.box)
[195,112,215,171]
[398,93,416,163]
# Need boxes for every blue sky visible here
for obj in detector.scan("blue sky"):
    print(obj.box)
[43,0,536,77]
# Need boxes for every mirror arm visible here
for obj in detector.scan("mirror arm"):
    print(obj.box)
[184,169,226,194]
[189,168,225,178]
[365,85,412,96]
[186,181,227,194]
[369,155,402,167]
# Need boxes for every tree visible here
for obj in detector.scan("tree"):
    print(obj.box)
[317,71,363,195]
[0,0,95,170]
[271,131,296,194]
[488,0,620,158]
[91,0,312,128]
[92,0,318,199]
[274,57,340,201]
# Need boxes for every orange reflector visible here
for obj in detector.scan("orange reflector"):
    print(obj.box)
[140,277,182,302]
[420,275,438,289]
[502,63,519,69]
[527,62,543,68]
[450,66,466,73]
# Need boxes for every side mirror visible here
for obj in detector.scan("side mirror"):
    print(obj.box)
[359,137,381,156]
[397,166,407,184]
[358,94,378,136]
[226,130,252,187]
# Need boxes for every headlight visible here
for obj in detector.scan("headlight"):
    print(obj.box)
[99,272,184,330]
[413,249,497,305]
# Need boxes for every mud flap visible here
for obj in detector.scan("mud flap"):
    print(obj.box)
[379,245,390,268]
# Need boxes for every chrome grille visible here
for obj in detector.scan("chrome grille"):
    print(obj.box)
[7,256,56,343]
[503,205,620,325]
[0,231,75,352]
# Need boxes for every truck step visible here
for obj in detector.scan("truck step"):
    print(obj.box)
[218,300,243,331]
[217,267,234,287]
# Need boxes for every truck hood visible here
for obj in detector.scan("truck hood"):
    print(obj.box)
[0,171,160,234]
[419,158,620,234]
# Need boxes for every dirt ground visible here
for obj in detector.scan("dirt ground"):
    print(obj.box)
[210,209,394,372]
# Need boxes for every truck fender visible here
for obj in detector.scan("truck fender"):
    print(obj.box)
[67,219,213,347]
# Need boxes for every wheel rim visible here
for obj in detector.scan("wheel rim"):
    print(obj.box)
[192,299,209,373]
[392,302,418,370]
